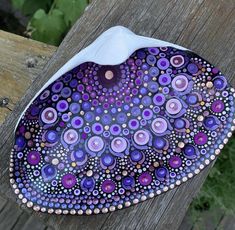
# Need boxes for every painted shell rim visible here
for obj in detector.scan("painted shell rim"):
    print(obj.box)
[9,26,235,215]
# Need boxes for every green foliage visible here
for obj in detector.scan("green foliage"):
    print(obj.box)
[55,0,88,27]
[11,0,89,45]
[189,134,235,226]
[11,0,25,10]
[28,9,67,45]
[11,0,53,16]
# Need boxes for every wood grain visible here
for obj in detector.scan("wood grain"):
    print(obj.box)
[0,0,234,229]
[0,30,56,124]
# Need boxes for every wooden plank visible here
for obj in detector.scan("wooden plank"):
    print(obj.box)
[20,215,47,230]
[0,30,56,125]
[10,211,47,230]
[179,213,193,230]
[180,208,226,230]
[218,214,235,230]
[0,195,7,212]
[0,0,234,229]
[0,202,23,230]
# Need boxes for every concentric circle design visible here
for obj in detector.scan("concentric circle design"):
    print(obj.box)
[10,46,235,215]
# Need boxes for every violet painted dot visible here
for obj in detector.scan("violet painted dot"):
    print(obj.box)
[71,116,83,129]
[170,55,185,67]
[166,98,182,114]
[211,100,225,113]
[169,156,182,168]
[186,94,198,105]
[101,154,115,167]
[174,118,185,129]
[111,137,127,153]
[149,67,159,77]
[153,93,165,106]
[122,176,135,190]
[151,117,168,134]
[27,151,41,165]
[81,177,95,192]
[41,107,57,124]
[56,100,69,112]
[61,174,77,189]
[203,115,220,131]
[133,130,150,146]
[45,130,58,143]
[157,58,170,70]
[63,129,79,145]
[69,103,80,113]
[139,172,152,186]
[155,167,168,178]
[187,63,198,74]
[172,74,188,92]
[101,180,115,193]
[92,123,104,135]
[194,132,208,145]
[52,82,63,93]
[41,164,57,182]
[87,136,104,152]
[153,136,166,149]
[130,150,143,162]
[158,73,171,85]
[183,145,198,159]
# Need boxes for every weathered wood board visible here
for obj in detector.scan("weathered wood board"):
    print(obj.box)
[0,0,234,229]
[0,30,56,124]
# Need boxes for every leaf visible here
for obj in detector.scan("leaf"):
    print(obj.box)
[55,0,88,27]
[11,0,25,10]
[28,9,67,45]
[22,0,53,16]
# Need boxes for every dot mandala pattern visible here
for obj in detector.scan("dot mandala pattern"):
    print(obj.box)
[10,47,235,215]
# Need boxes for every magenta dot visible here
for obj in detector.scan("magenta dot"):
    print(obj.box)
[194,132,208,145]
[61,173,77,189]
[27,151,41,165]
[211,100,224,113]
[139,172,152,186]
[169,156,182,168]
[101,180,115,193]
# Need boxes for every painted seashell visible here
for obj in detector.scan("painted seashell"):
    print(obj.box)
[10,26,235,215]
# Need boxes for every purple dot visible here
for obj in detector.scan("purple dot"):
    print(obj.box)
[153,93,165,106]
[159,73,171,85]
[194,132,208,145]
[148,47,159,55]
[101,180,115,193]
[81,177,95,192]
[130,150,143,162]
[184,145,198,159]
[169,156,182,168]
[211,100,224,113]
[45,130,58,143]
[56,100,68,112]
[155,167,168,178]
[139,172,152,186]
[122,176,135,190]
[27,151,41,165]
[61,173,77,189]
[157,58,170,70]
[101,154,115,167]
[187,63,198,74]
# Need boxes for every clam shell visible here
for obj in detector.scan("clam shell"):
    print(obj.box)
[10,26,235,215]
